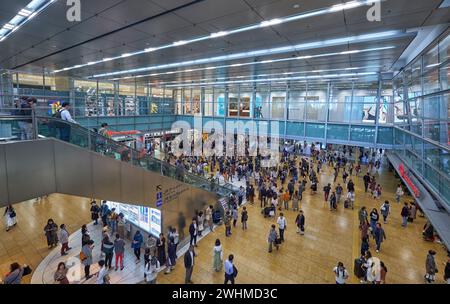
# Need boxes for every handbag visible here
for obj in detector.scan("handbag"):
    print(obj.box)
[9,210,16,218]
[22,265,32,276]
[233,265,238,278]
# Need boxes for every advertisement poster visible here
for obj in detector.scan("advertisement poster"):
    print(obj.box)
[106,201,161,237]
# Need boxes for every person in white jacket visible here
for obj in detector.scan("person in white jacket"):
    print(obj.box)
[144,256,161,284]
[363,251,381,284]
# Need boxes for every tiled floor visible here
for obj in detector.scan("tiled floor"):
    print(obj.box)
[1,156,448,284]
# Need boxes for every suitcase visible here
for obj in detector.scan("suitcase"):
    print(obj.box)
[212,210,222,224]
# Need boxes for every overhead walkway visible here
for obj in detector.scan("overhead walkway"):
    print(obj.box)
[0,115,233,209]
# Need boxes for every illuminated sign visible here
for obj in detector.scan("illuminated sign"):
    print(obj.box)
[398,164,420,198]
[106,201,162,237]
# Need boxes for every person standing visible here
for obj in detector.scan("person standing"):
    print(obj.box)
[401,202,409,227]
[58,102,77,142]
[101,235,114,269]
[358,207,368,226]
[346,190,355,210]
[166,237,177,274]
[144,255,161,284]
[329,192,337,211]
[232,206,238,228]
[189,218,198,246]
[90,201,100,225]
[395,184,404,203]
[268,224,279,253]
[197,211,205,236]
[292,190,300,211]
[224,254,236,284]
[408,202,417,223]
[213,239,223,272]
[44,219,59,249]
[54,262,69,284]
[81,240,94,280]
[335,184,343,204]
[373,223,386,253]
[205,205,214,232]
[295,210,305,235]
[361,236,369,256]
[100,201,110,227]
[184,245,196,284]
[132,230,143,263]
[156,233,167,266]
[378,261,388,284]
[380,201,390,224]
[3,205,17,232]
[425,250,437,283]
[333,262,349,284]
[113,233,125,271]
[225,211,232,237]
[96,260,108,284]
[168,227,180,253]
[108,208,118,235]
[59,224,71,256]
[241,206,248,230]
[277,213,287,242]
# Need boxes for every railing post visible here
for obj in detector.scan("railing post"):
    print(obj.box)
[87,129,92,151]
[31,107,38,140]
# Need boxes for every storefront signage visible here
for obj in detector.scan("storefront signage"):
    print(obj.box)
[398,163,420,198]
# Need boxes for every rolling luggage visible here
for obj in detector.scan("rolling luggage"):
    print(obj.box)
[344,199,350,209]
[212,210,222,224]
[353,258,365,279]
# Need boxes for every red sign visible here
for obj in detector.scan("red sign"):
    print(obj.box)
[398,164,420,198]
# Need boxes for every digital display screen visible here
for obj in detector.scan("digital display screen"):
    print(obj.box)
[106,201,161,237]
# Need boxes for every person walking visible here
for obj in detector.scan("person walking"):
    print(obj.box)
[295,210,305,235]
[378,261,388,284]
[425,250,437,283]
[329,192,337,211]
[213,239,223,272]
[59,224,71,256]
[380,201,390,224]
[369,208,379,233]
[101,235,114,269]
[96,260,108,284]
[373,223,386,253]
[358,206,368,226]
[113,233,125,271]
[54,262,69,284]
[335,184,343,204]
[346,190,355,210]
[184,245,196,284]
[361,236,369,256]
[90,201,100,225]
[268,224,279,253]
[323,183,331,202]
[401,202,409,227]
[277,213,287,242]
[241,206,248,230]
[4,205,17,232]
[333,262,349,284]
[292,190,300,211]
[44,219,59,248]
[144,255,161,284]
[363,173,371,193]
[408,202,417,223]
[189,218,198,246]
[197,211,205,237]
[132,230,143,263]
[81,239,94,280]
[224,254,236,284]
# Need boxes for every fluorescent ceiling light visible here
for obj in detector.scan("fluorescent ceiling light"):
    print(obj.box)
[210,31,229,38]
[260,18,283,27]
[0,0,56,43]
[329,1,361,12]
[52,0,384,73]
[3,24,15,30]
[173,40,187,46]
[18,9,32,17]
[103,58,114,62]
[91,30,402,79]
[145,47,156,52]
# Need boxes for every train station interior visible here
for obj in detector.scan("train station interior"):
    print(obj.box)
[0,0,449,285]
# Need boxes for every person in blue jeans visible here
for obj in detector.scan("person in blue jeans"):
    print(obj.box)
[380,201,390,224]
[373,223,386,252]
[132,230,143,263]
[401,202,410,227]
[369,208,379,234]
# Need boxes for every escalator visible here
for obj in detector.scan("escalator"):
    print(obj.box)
[0,115,233,209]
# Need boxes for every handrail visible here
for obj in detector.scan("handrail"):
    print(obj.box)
[0,114,233,198]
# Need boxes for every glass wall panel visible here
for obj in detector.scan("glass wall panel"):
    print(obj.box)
[183,88,192,115]
[192,89,201,114]
[255,84,270,119]
[204,89,213,116]
[328,84,352,123]
[288,89,306,121]
[239,88,252,118]
[350,126,375,143]
[214,87,225,117]
[228,87,238,117]
[377,127,393,144]
[305,123,325,138]
[306,83,327,122]
[352,82,378,124]
[271,91,286,120]
[327,124,348,141]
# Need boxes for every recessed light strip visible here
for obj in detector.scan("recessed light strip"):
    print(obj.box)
[163,72,378,87]
[89,29,401,78]
[52,0,384,73]
[0,0,56,43]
